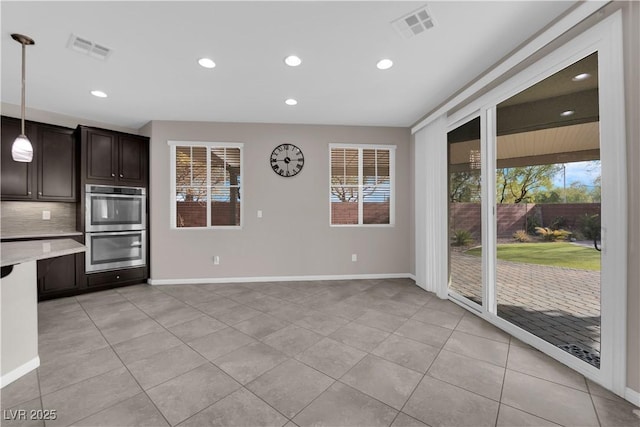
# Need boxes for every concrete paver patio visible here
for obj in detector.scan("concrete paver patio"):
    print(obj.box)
[450,251,601,367]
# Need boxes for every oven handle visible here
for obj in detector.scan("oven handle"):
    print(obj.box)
[86,231,146,237]
[87,193,146,200]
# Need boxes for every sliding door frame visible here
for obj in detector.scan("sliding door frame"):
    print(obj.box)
[445,10,627,395]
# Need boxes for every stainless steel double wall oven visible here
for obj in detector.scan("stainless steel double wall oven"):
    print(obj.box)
[85,185,146,273]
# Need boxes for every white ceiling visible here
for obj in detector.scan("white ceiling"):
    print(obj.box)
[1,1,577,130]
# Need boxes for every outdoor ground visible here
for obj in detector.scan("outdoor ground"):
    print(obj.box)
[450,241,601,367]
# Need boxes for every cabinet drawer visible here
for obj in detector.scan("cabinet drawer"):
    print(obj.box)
[87,267,145,287]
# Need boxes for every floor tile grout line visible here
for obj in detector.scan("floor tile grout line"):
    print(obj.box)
[35,334,46,425]
[147,291,307,372]
[48,300,171,425]
[76,292,176,427]
[493,338,512,427]
[497,402,568,427]
[503,365,592,394]
[115,284,318,424]
[395,309,466,422]
[242,364,304,421]
[395,307,526,422]
[428,336,509,370]
[34,279,614,427]
[586,378,605,427]
[230,284,426,422]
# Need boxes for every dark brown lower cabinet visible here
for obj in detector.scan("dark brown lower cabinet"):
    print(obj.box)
[37,253,83,300]
[30,235,147,300]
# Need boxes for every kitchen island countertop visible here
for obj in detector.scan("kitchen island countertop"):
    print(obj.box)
[1,239,86,267]
[1,231,83,240]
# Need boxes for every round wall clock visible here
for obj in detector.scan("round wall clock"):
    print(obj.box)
[270,144,304,177]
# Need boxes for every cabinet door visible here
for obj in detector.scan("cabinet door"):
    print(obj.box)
[118,135,147,186]
[85,128,117,184]
[1,117,36,200]
[37,254,79,295]
[37,125,76,201]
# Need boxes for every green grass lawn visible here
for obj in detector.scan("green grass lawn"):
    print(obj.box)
[465,242,601,271]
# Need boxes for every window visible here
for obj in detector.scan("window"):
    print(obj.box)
[329,144,395,225]
[169,141,243,228]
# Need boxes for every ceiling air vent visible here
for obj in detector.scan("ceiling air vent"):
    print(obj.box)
[67,34,112,60]
[392,5,435,39]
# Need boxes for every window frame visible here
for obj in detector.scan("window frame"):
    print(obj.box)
[168,140,244,230]
[328,143,396,227]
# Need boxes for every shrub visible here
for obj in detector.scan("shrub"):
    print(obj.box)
[535,227,571,241]
[550,216,568,230]
[578,213,601,251]
[451,229,473,247]
[513,230,530,242]
[525,214,541,235]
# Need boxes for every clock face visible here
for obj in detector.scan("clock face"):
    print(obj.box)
[270,144,304,177]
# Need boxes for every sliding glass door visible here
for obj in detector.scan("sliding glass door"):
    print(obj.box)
[448,117,483,308]
[494,53,602,368]
[442,11,626,393]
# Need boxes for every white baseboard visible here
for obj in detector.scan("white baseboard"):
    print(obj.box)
[625,387,640,407]
[148,273,413,286]
[0,356,40,389]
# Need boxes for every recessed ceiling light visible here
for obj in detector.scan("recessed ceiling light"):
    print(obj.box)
[284,55,302,67]
[285,98,298,106]
[198,58,216,69]
[376,59,393,70]
[572,73,591,81]
[91,90,107,98]
[560,110,575,117]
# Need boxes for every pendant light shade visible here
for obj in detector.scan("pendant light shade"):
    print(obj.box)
[11,135,33,162]
[11,33,35,163]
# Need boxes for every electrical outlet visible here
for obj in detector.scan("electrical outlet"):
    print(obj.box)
[352,253,357,262]
[213,255,220,265]
[257,210,263,218]
[42,210,51,220]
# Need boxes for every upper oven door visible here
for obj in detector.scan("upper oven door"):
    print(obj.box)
[86,192,146,232]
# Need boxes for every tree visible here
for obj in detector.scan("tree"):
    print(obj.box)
[533,190,562,203]
[496,164,562,203]
[449,171,481,202]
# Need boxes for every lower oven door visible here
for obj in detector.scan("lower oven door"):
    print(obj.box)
[86,230,146,273]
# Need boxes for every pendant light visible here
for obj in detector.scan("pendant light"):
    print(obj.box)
[11,33,35,162]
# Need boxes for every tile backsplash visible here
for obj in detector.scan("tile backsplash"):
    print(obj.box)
[0,201,76,236]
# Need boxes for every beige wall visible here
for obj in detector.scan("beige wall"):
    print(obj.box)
[147,121,411,281]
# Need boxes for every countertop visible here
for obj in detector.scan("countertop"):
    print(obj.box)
[1,231,83,240]
[1,239,86,267]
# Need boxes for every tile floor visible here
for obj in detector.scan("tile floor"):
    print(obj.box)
[1,279,638,427]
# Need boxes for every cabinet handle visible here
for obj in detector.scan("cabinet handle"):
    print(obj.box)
[116,275,120,279]
[111,173,115,177]
[27,191,31,195]
[38,192,42,196]
[119,174,123,178]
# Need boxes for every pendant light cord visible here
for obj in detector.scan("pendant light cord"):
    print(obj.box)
[20,40,26,135]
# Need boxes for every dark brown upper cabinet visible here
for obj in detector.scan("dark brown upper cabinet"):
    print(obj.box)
[1,116,77,202]
[78,126,148,187]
